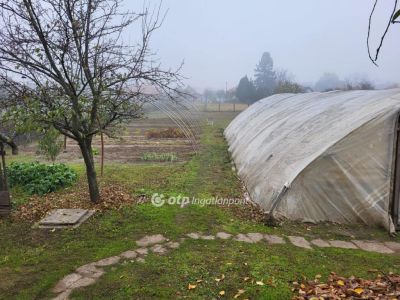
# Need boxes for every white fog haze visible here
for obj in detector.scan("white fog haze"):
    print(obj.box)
[126,1,400,91]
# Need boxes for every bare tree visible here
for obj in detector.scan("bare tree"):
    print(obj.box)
[273,70,305,94]
[0,0,183,203]
[343,79,375,91]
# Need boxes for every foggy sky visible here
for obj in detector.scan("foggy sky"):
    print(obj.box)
[126,1,400,91]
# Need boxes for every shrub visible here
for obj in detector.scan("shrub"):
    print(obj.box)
[92,148,100,156]
[38,128,64,162]
[145,128,186,139]
[141,152,178,162]
[7,162,77,195]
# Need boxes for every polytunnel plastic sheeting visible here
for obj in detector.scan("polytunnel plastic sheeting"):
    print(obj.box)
[225,89,400,228]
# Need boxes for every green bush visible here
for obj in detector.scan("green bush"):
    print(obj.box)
[38,128,64,162]
[92,148,100,156]
[7,162,77,195]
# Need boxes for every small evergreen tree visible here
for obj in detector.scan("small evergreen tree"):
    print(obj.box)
[236,76,257,104]
[254,52,276,99]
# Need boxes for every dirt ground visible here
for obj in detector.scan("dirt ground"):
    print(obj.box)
[20,118,199,164]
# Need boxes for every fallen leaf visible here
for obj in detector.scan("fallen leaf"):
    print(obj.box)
[234,289,245,298]
[219,290,225,296]
[354,287,363,295]
[337,280,345,286]
[215,274,225,282]
[256,281,265,286]
[188,284,197,290]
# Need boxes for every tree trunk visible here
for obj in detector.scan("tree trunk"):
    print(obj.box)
[0,133,18,155]
[78,137,101,203]
[10,143,18,155]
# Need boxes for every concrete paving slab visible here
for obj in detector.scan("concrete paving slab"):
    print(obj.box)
[200,235,215,240]
[186,232,201,239]
[288,236,312,249]
[70,277,96,289]
[384,241,400,252]
[234,234,255,243]
[216,232,232,240]
[352,240,394,254]
[165,241,180,249]
[247,233,264,243]
[93,256,121,267]
[311,239,331,248]
[76,263,103,277]
[53,273,82,293]
[150,244,168,255]
[264,234,285,244]
[120,250,137,259]
[40,209,88,225]
[136,248,149,256]
[52,289,72,300]
[329,240,358,249]
[38,209,95,229]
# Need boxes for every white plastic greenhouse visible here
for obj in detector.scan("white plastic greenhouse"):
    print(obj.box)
[225,89,400,231]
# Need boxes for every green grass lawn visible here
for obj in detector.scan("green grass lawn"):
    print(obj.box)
[1,112,400,299]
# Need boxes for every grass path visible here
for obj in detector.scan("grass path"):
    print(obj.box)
[1,112,400,299]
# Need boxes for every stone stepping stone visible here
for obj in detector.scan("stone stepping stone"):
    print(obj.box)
[120,250,137,259]
[53,273,82,293]
[311,239,331,248]
[329,240,358,249]
[200,235,215,240]
[51,232,400,300]
[264,234,285,244]
[352,240,394,254]
[93,256,121,267]
[186,232,201,239]
[136,248,149,256]
[150,244,168,255]
[384,241,400,252]
[52,289,72,300]
[76,263,104,279]
[234,234,255,243]
[70,277,96,289]
[165,241,180,249]
[288,236,312,250]
[247,233,264,243]
[136,234,166,247]
[216,232,232,240]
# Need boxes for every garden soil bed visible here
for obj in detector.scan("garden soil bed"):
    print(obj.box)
[19,118,198,164]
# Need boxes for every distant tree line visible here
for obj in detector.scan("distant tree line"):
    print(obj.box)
[202,51,384,106]
[235,52,306,105]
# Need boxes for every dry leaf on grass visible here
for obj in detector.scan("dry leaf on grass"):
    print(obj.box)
[234,289,246,298]
[10,182,147,222]
[292,272,400,299]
